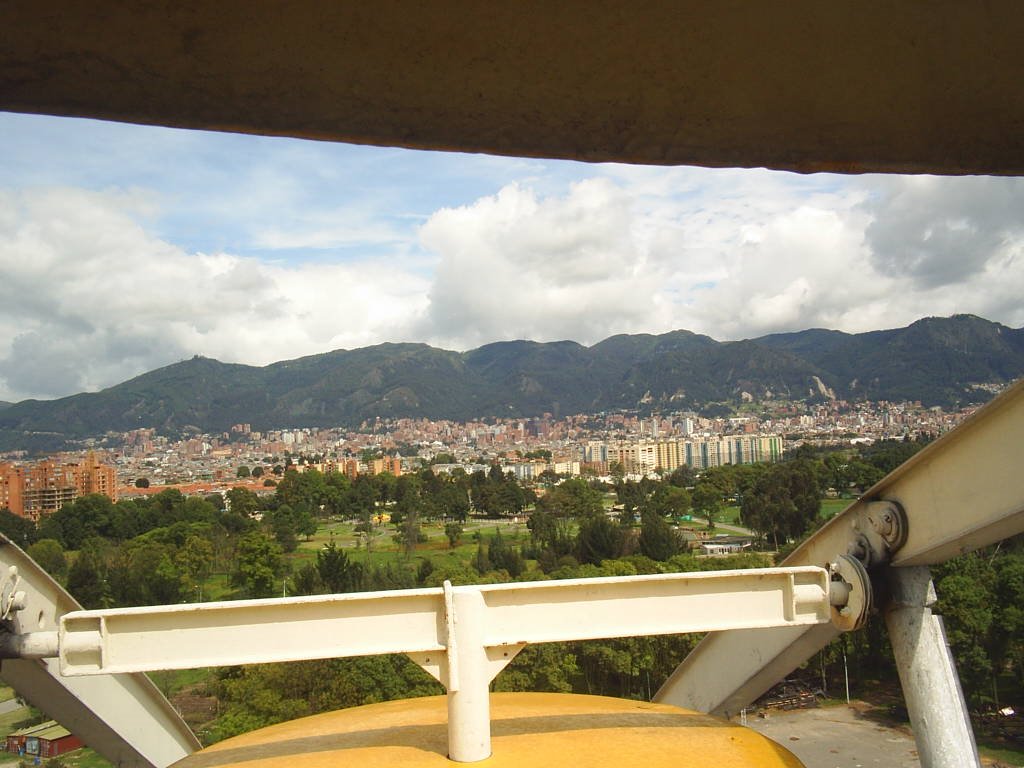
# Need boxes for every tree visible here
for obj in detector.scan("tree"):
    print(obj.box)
[472,541,492,574]
[233,532,283,598]
[666,465,696,488]
[316,541,364,593]
[445,522,463,549]
[576,514,624,565]
[265,504,300,553]
[615,480,645,519]
[537,479,603,518]
[134,477,150,488]
[740,460,822,548]
[117,541,182,605]
[638,510,681,562]
[237,465,251,478]
[46,493,116,549]
[372,472,398,505]
[394,513,423,557]
[935,553,996,706]
[439,482,471,522]
[177,535,214,596]
[66,542,108,609]
[527,507,574,558]
[645,484,691,520]
[691,482,723,529]
[992,552,1024,701]
[487,528,524,577]
[0,508,36,547]
[226,487,260,517]
[291,563,324,596]
[205,493,226,511]
[295,505,317,540]
[494,644,579,693]
[27,539,67,580]
[251,465,265,478]
[349,475,377,519]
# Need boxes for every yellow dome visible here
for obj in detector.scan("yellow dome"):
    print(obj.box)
[172,692,803,768]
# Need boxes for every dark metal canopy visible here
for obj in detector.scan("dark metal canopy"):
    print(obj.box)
[3,2,1024,174]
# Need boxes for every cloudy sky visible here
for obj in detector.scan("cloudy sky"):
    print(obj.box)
[1,112,1022,403]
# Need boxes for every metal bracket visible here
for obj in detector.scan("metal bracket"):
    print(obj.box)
[829,554,872,631]
[847,500,908,569]
[0,565,27,621]
[824,500,906,632]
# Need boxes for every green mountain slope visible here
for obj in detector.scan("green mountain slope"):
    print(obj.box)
[757,315,1024,405]
[0,315,1021,447]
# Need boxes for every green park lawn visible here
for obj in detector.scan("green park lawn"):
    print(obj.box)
[820,497,852,519]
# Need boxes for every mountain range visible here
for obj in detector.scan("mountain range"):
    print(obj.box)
[1,314,1022,450]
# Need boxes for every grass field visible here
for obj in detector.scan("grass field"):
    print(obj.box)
[820,497,853,519]
[0,704,37,736]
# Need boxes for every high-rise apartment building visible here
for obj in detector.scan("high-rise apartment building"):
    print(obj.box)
[0,453,118,521]
[599,435,783,474]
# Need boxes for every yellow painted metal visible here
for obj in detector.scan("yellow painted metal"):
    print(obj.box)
[170,693,804,768]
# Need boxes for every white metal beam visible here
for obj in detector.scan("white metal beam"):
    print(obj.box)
[655,378,1024,717]
[0,566,832,763]
[0,537,199,768]
[55,567,832,677]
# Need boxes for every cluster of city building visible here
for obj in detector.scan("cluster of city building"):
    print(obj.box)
[0,452,117,521]
[0,396,988,522]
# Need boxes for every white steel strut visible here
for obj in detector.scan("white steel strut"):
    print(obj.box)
[0,541,200,768]
[3,565,844,763]
[657,379,1024,720]
[656,379,1024,768]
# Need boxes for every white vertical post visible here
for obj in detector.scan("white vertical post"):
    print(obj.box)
[842,647,849,704]
[884,566,980,768]
[446,588,491,762]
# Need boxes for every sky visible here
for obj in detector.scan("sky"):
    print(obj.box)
[1,112,1023,403]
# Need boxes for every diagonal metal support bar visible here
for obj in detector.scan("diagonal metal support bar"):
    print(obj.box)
[656,378,1024,718]
[0,539,199,768]
[884,566,980,768]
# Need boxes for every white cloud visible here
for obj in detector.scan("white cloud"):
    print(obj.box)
[418,180,674,348]
[0,188,428,401]
[864,175,1024,289]
[415,171,1024,348]
[3,127,1024,404]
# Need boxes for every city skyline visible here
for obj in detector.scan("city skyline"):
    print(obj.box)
[2,112,1023,403]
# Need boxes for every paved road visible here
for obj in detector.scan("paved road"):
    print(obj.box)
[746,705,922,768]
[712,521,754,535]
